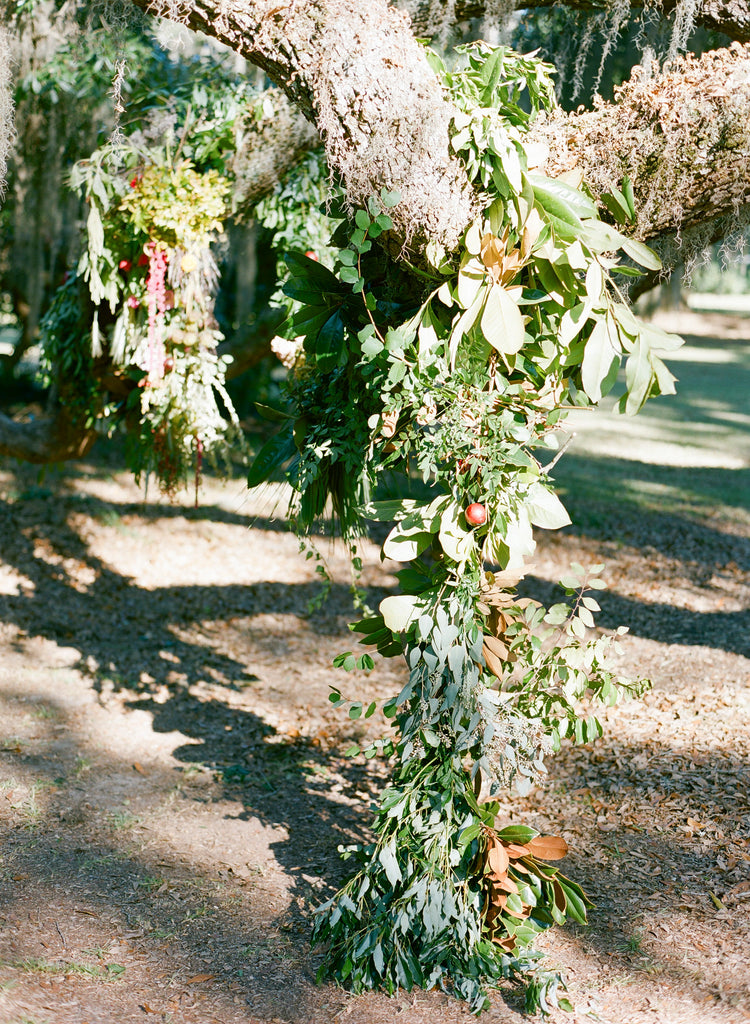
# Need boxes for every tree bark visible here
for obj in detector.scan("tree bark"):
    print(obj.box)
[132,0,750,252]
[7,1,750,465]
[229,88,320,218]
[533,44,750,242]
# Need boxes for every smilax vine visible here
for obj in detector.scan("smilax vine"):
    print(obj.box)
[249,43,682,1013]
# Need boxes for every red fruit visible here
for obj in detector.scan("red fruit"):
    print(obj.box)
[465,502,487,526]
[138,253,149,267]
[163,357,174,372]
[119,259,132,272]
[130,177,139,188]
[305,250,319,261]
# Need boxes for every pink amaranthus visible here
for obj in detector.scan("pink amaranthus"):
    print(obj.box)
[145,242,168,380]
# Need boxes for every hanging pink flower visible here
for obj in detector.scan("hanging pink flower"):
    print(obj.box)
[145,242,168,380]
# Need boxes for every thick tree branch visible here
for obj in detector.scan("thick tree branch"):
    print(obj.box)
[520,0,749,44]
[130,2,750,260]
[228,88,319,217]
[534,44,750,242]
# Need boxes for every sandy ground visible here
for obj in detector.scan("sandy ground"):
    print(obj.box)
[0,311,748,1024]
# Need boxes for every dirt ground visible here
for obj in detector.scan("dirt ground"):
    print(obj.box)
[0,311,748,1024]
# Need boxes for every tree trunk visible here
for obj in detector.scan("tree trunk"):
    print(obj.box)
[0,404,97,463]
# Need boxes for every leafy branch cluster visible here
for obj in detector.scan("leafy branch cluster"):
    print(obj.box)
[248,42,678,1013]
[35,73,326,493]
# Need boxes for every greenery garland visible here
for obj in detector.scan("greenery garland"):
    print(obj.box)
[30,35,684,1014]
[248,43,683,1013]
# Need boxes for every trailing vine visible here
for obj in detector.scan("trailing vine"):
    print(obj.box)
[248,43,682,1013]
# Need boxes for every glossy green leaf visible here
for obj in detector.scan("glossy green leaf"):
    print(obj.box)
[481,283,525,355]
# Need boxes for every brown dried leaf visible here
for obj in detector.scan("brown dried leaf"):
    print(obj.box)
[484,634,509,659]
[557,166,584,188]
[504,842,532,859]
[185,973,215,985]
[380,410,399,439]
[488,842,510,876]
[482,641,506,679]
[527,835,569,861]
[553,879,567,911]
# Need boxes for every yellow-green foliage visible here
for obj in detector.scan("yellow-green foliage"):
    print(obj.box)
[118,161,230,250]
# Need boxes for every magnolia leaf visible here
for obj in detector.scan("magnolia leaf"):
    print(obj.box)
[527,835,569,861]
[612,300,641,338]
[247,430,296,489]
[559,303,590,347]
[383,522,433,561]
[379,594,424,633]
[520,208,545,259]
[362,499,419,522]
[449,284,487,368]
[488,842,510,876]
[457,256,487,309]
[581,316,621,403]
[524,482,571,530]
[438,502,476,565]
[528,172,597,222]
[652,356,677,396]
[625,334,653,414]
[497,824,539,844]
[639,321,685,356]
[465,219,483,256]
[579,219,629,255]
[482,639,506,678]
[481,284,525,356]
[621,237,661,271]
[485,510,536,569]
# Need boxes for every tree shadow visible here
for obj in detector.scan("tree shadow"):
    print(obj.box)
[520,573,750,659]
[0,482,394,699]
[2,673,749,1021]
[553,455,749,571]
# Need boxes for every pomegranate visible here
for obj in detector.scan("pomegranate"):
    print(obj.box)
[465,502,487,526]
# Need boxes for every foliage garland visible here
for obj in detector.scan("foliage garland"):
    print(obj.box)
[28,33,685,1014]
[248,43,683,1013]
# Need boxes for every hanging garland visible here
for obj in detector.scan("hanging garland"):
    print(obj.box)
[249,43,683,1013]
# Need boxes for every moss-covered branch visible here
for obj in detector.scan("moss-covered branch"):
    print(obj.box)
[534,45,750,242]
